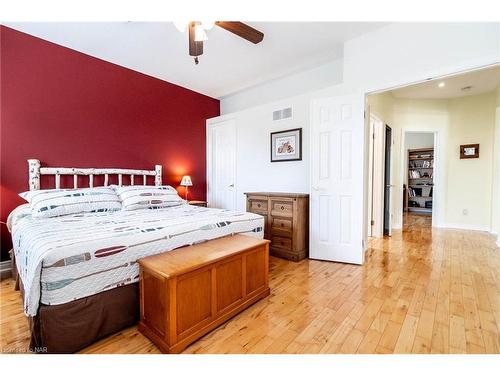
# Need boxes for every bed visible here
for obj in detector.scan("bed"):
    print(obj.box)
[8,160,264,353]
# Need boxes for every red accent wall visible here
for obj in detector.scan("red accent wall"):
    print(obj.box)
[0,26,220,259]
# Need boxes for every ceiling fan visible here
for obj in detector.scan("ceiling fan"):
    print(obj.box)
[176,21,264,65]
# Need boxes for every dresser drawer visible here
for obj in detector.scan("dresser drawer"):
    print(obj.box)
[270,217,292,237]
[248,199,268,213]
[270,200,293,217]
[271,235,292,251]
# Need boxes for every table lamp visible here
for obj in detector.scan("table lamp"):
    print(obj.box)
[180,175,193,201]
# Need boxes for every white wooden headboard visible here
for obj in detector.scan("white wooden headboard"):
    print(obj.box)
[28,159,162,191]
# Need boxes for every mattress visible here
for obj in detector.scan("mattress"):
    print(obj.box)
[9,204,264,316]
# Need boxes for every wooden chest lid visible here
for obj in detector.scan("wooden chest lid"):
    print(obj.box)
[138,234,269,278]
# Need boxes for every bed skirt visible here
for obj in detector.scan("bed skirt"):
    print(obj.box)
[11,252,139,353]
[27,282,139,354]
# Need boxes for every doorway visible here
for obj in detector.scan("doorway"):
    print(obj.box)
[403,132,435,228]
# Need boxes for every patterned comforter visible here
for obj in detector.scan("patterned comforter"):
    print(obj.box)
[9,204,264,316]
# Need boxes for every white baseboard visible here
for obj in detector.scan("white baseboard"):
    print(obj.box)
[437,223,491,232]
[0,260,12,280]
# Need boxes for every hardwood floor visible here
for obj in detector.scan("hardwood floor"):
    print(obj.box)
[1,213,499,354]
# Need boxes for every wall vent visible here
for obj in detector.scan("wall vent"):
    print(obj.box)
[272,107,292,121]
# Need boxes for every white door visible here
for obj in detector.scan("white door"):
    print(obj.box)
[207,119,236,210]
[310,94,365,264]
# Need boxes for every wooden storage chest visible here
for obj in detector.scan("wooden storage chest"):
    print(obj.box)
[138,235,270,353]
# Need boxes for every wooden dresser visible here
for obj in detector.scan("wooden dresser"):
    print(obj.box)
[245,192,309,261]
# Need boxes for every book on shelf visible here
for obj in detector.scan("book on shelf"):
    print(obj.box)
[409,170,433,179]
[407,187,423,197]
[409,159,433,168]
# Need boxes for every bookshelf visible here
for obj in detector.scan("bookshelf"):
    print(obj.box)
[406,147,433,215]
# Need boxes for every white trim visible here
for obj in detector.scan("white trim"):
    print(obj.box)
[367,114,386,238]
[496,236,500,248]
[436,223,491,232]
[27,159,162,190]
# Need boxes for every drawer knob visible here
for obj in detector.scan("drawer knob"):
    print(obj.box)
[280,241,284,246]
[281,206,284,210]
[257,204,261,208]
[280,223,284,227]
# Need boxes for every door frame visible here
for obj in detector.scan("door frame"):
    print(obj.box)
[206,117,237,209]
[383,125,393,236]
[367,114,386,238]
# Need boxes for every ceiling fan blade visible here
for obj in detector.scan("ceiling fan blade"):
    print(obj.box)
[215,22,264,44]
[188,21,203,61]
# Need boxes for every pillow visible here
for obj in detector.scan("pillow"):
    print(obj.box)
[7,203,31,231]
[19,189,61,204]
[20,187,122,218]
[113,185,185,211]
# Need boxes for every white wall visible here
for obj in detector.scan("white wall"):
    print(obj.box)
[220,59,343,114]
[404,133,435,150]
[344,23,500,92]
[446,93,496,230]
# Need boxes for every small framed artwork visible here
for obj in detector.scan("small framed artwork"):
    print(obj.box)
[460,144,480,159]
[270,128,302,162]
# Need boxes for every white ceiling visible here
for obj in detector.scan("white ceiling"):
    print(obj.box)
[4,22,388,98]
[391,65,500,99]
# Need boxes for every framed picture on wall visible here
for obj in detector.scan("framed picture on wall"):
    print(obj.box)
[460,143,479,159]
[270,128,302,162]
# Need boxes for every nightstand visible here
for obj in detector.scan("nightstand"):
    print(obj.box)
[188,200,207,207]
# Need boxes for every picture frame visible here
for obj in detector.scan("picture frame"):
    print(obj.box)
[460,143,479,159]
[270,128,302,162]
